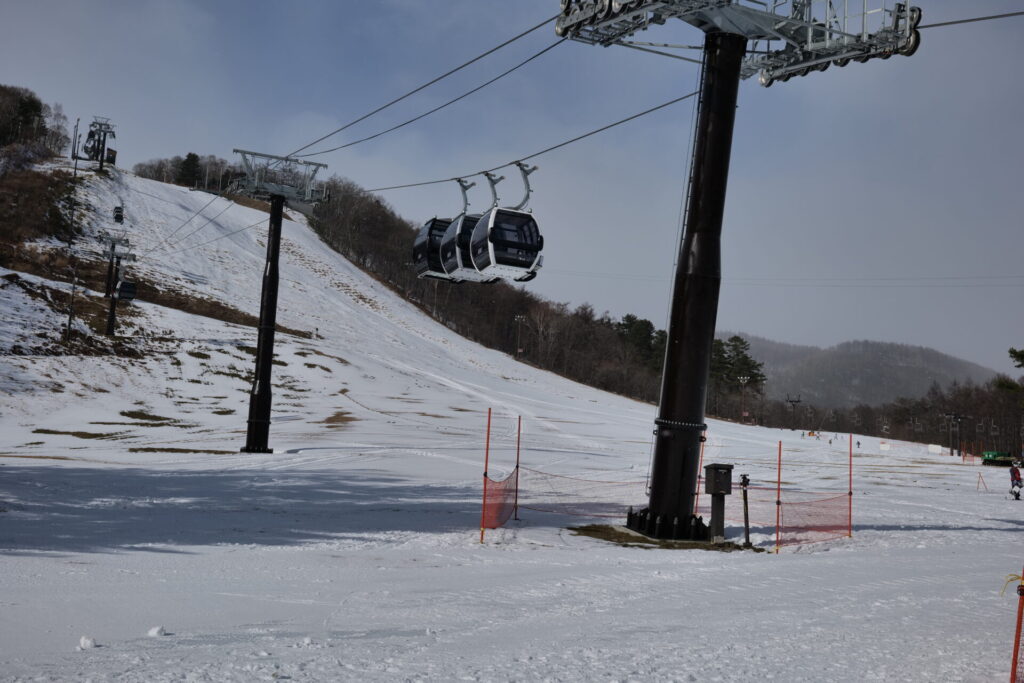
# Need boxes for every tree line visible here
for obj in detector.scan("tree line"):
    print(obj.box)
[132,152,241,191]
[0,84,69,176]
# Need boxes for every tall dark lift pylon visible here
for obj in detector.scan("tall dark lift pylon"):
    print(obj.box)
[242,194,285,453]
[556,0,922,539]
[628,31,745,539]
[230,149,328,454]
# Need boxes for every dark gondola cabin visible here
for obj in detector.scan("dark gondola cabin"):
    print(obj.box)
[470,208,543,282]
[413,217,453,280]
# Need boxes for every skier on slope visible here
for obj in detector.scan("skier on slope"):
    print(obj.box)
[1010,463,1022,500]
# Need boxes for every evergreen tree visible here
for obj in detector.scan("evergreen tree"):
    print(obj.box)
[175,152,201,187]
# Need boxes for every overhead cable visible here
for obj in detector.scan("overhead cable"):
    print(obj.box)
[158,200,237,252]
[365,90,700,193]
[285,14,558,158]
[296,39,567,158]
[918,10,1024,29]
[140,194,222,256]
[167,218,267,255]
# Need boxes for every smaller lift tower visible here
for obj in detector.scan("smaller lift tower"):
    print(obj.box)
[230,150,328,454]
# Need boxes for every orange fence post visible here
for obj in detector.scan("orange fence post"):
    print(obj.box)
[479,407,492,544]
[775,440,782,554]
[513,415,522,521]
[1011,566,1024,683]
[848,433,853,538]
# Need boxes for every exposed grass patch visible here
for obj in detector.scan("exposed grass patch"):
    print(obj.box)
[128,447,235,454]
[187,350,211,360]
[303,362,332,373]
[0,453,73,461]
[569,525,765,552]
[20,441,45,446]
[32,428,123,440]
[119,409,173,422]
[212,408,235,415]
[320,410,357,427]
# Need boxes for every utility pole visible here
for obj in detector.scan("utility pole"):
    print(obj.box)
[70,118,79,160]
[557,0,921,541]
[738,375,749,423]
[514,314,526,357]
[231,149,328,454]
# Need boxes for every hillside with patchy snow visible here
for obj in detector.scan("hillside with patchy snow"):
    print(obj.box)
[0,162,1020,681]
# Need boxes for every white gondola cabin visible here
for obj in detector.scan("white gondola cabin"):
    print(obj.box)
[469,207,543,282]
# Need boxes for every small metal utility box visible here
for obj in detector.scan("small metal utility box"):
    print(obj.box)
[704,463,734,495]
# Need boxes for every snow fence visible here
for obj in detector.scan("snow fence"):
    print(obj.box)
[481,423,854,551]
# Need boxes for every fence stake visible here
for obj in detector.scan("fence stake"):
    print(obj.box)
[480,407,492,544]
[514,415,522,521]
[775,440,782,554]
[1011,566,1024,683]
[978,472,988,492]
[694,433,706,515]
[848,433,853,538]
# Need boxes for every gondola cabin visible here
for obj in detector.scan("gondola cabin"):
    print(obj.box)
[439,214,498,283]
[413,217,453,280]
[469,208,544,282]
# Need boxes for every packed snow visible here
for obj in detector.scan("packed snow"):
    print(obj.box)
[0,163,1019,681]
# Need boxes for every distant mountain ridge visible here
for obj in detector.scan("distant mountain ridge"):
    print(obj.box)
[717,332,998,409]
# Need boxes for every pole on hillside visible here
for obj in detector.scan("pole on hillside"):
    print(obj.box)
[627,32,746,540]
[242,194,285,454]
[104,255,121,336]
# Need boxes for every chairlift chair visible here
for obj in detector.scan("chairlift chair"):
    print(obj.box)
[468,162,544,283]
[413,217,454,281]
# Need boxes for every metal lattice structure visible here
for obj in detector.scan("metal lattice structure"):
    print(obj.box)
[556,0,921,85]
[229,149,328,216]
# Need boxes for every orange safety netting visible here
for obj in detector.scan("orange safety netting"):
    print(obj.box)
[517,466,646,518]
[777,492,850,547]
[481,469,519,530]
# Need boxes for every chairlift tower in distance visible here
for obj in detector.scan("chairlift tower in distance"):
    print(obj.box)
[232,149,328,454]
[557,0,921,540]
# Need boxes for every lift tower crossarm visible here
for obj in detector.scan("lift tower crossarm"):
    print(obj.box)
[557,0,922,86]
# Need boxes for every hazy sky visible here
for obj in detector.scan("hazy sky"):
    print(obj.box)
[2,1,1021,374]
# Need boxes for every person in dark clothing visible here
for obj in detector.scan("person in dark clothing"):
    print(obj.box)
[1011,463,1022,490]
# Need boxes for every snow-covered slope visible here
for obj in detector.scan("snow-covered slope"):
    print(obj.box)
[0,164,1019,681]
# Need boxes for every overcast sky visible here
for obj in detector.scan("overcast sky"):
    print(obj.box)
[2,0,1021,375]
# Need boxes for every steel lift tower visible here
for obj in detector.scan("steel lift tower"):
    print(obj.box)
[556,0,921,539]
[230,150,328,454]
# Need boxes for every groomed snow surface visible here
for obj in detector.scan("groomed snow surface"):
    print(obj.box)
[0,165,1019,681]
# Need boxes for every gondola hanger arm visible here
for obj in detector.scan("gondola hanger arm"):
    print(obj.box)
[454,177,476,216]
[512,161,537,211]
[483,171,505,207]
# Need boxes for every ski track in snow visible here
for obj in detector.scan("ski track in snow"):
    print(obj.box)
[0,164,1019,682]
